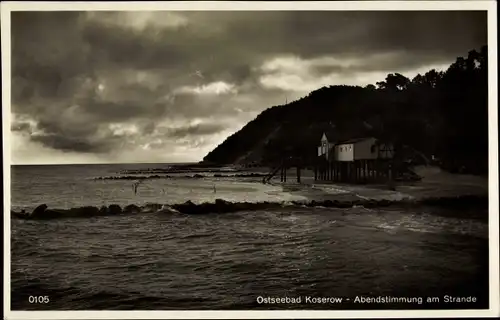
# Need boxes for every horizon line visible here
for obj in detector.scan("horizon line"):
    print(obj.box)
[10,161,201,166]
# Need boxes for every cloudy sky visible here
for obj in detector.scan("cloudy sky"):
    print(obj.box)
[10,10,486,164]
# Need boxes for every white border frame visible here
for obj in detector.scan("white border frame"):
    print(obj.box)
[2,1,498,319]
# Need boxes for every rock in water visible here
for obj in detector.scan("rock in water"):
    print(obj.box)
[69,206,100,217]
[12,210,29,219]
[124,204,141,213]
[172,200,197,214]
[40,209,65,219]
[214,198,232,213]
[99,206,109,215]
[108,204,122,215]
[31,204,48,218]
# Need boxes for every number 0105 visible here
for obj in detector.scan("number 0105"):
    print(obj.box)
[29,296,49,303]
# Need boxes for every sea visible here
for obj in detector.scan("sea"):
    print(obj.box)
[9,163,490,310]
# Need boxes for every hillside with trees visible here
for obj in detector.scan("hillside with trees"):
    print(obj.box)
[203,46,488,175]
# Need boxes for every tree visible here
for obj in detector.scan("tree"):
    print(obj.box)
[376,73,410,91]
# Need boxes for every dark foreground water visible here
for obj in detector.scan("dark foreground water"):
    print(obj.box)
[10,164,489,310]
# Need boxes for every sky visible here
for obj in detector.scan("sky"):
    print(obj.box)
[9,10,487,164]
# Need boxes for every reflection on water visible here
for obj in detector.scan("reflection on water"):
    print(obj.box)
[11,206,488,310]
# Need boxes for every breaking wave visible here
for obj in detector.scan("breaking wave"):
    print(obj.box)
[92,173,267,180]
[11,195,488,221]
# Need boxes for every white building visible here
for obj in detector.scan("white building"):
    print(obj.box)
[318,134,394,162]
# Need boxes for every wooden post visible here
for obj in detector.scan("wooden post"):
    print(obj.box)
[357,161,361,183]
[338,162,341,182]
[333,162,336,181]
[368,160,372,182]
[370,160,373,182]
[376,159,380,182]
[354,161,358,183]
[359,160,362,183]
[337,162,340,181]
[359,160,363,183]
[297,166,301,183]
[333,162,337,182]
[362,160,365,183]
[331,162,334,181]
[314,164,317,181]
[284,166,287,182]
[361,161,363,183]
[340,162,344,182]
[372,160,375,182]
[345,162,348,182]
[363,160,368,183]
[352,161,355,183]
[345,162,349,182]
[348,162,352,182]
[341,162,344,182]
[363,160,367,183]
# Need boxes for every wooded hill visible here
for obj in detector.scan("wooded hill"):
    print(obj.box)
[203,46,488,175]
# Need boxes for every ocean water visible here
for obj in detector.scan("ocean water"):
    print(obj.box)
[9,164,489,310]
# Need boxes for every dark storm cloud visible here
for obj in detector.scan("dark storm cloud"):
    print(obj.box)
[10,10,487,160]
[11,121,32,133]
[30,134,105,153]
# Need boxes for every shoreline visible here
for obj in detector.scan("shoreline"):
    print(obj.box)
[11,164,489,220]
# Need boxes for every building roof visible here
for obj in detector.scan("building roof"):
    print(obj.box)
[335,137,375,145]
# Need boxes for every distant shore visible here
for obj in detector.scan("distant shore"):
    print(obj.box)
[14,164,489,221]
[108,164,488,202]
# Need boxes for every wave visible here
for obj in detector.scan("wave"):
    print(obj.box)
[11,195,488,221]
[118,167,241,175]
[93,173,267,180]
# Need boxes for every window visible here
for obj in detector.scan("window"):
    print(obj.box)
[371,145,376,153]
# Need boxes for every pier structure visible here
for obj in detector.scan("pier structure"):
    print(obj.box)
[314,135,396,184]
[263,156,304,184]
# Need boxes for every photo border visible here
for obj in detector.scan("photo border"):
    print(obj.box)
[2,1,498,319]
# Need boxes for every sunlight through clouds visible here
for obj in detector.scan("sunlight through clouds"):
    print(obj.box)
[10,10,486,164]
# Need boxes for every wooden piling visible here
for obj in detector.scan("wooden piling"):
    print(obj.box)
[368,160,372,182]
[354,161,358,183]
[333,162,337,182]
[363,160,367,183]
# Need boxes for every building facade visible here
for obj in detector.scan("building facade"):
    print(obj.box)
[319,134,394,162]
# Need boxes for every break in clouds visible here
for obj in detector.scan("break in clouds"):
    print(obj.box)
[10,10,486,164]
